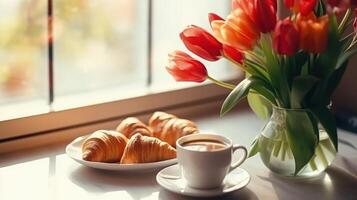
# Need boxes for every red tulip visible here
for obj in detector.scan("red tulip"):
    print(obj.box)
[273,18,300,56]
[166,51,208,83]
[222,45,244,64]
[208,13,224,24]
[283,0,317,16]
[180,25,222,62]
[253,0,277,33]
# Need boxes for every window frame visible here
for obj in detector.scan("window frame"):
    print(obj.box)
[0,0,241,153]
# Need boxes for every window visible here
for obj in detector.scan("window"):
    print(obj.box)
[0,0,233,121]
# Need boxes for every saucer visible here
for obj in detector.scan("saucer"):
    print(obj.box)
[156,164,250,197]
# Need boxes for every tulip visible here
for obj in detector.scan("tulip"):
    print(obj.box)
[180,25,223,62]
[166,51,208,83]
[232,0,277,33]
[273,18,300,56]
[252,0,277,33]
[222,45,244,64]
[283,0,317,16]
[211,9,260,51]
[232,0,254,14]
[208,13,224,24]
[296,13,329,53]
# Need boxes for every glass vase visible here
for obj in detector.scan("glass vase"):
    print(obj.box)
[258,106,336,177]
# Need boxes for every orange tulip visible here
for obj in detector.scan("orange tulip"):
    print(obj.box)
[210,9,260,51]
[296,13,329,53]
[232,0,277,33]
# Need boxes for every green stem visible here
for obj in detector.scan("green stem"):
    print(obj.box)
[338,9,352,33]
[207,76,235,90]
[281,142,287,161]
[316,145,329,168]
[309,156,318,171]
[320,139,336,155]
[273,140,282,157]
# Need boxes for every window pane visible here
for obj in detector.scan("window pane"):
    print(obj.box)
[53,0,147,106]
[152,0,236,90]
[0,1,48,106]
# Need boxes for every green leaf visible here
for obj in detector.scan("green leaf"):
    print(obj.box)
[245,59,270,82]
[248,92,273,120]
[285,111,317,175]
[248,136,260,157]
[314,15,341,78]
[336,48,357,70]
[260,35,289,107]
[325,61,349,100]
[315,0,326,17]
[220,78,253,116]
[250,82,276,105]
[290,75,319,108]
[310,107,338,151]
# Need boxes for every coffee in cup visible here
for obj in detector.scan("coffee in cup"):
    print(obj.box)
[176,134,248,189]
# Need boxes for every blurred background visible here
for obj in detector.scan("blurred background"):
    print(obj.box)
[0,0,236,119]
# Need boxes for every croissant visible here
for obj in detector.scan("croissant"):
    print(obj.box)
[120,133,176,164]
[148,111,177,137]
[82,130,128,163]
[116,117,153,138]
[149,112,198,147]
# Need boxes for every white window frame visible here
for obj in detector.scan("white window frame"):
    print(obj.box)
[0,1,242,153]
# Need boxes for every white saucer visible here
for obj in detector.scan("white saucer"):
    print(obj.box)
[156,164,250,197]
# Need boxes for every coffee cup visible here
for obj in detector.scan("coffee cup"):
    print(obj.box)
[176,134,248,189]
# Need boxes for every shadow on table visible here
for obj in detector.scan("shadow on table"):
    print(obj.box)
[259,166,357,200]
[158,187,258,200]
[68,166,159,199]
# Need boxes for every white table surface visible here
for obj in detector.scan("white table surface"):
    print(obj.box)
[1,109,357,200]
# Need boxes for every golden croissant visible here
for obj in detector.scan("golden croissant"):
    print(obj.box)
[149,112,198,147]
[82,130,128,163]
[148,111,177,137]
[116,117,153,139]
[120,133,176,164]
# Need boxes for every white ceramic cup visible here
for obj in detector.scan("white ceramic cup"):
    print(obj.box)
[176,134,248,189]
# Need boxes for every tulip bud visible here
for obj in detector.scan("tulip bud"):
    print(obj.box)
[283,0,317,16]
[253,0,277,33]
[296,13,329,53]
[273,18,300,56]
[180,25,223,61]
[166,51,208,83]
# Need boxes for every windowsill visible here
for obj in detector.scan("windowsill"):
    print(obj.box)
[0,74,243,153]
[0,109,356,200]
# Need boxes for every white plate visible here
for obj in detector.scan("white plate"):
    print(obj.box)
[66,135,177,171]
[156,164,250,197]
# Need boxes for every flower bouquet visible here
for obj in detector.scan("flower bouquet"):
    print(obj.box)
[166,0,357,176]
